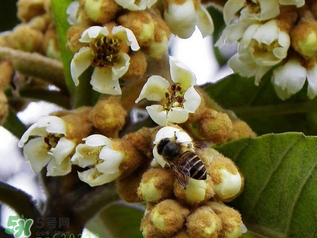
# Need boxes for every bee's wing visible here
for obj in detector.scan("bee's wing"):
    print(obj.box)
[170,162,190,188]
[193,141,212,150]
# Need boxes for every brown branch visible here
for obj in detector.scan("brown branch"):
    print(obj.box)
[0,46,67,91]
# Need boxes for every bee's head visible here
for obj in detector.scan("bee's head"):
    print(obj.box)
[157,137,180,160]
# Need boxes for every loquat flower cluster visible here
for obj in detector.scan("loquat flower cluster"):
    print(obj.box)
[217,0,317,99]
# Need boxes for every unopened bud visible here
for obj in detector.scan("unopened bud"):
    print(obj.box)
[0,91,8,125]
[89,97,127,137]
[121,51,147,81]
[186,206,222,238]
[58,107,93,143]
[173,230,191,238]
[28,14,51,32]
[207,155,243,201]
[228,120,256,141]
[80,0,120,24]
[43,24,60,60]
[117,163,149,203]
[173,176,215,206]
[66,23,89,54]
[207,202,245,238]
[291,21,317,58]
[8,25,43,52]
[147,199,190,237]
[17,0,46,22]
[0,61,14,90]
[118,11,155,46]
[197,108,233,144]
[196,147,221,167]
[138,167,174,203]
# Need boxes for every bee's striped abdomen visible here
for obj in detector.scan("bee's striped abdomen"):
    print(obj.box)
[180,151,207,181]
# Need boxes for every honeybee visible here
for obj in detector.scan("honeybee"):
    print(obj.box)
[156,135,207,189]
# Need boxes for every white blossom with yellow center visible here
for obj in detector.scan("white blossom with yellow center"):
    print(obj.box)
[18,116,75,176]
[223,0,304,25]
[271,58,317,100]
[228,19,290,85]
[135,57,201,126]
[70,25,140,95]
[164,0,214,38]
[114,0,157,10]
[152,126,193,167]
[71,134,125,187]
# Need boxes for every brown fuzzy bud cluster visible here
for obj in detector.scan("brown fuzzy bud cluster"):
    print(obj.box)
[115,125,246,238]
[4,0,60,59]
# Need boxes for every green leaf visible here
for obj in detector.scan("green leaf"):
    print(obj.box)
[50,0,75,94]
[204,73,317,135]
[86,202,144,238]
[215,133,317,238]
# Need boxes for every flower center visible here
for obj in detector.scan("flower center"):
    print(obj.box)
[90,36,121,68]
[251,39,280,60]
[44,134,63,149]
[164,83,185,110]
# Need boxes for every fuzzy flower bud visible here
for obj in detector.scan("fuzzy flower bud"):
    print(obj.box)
[0,61,14,90]
[173,176,214,206]
[117,163,149,203]
[71,135,142,186]
[0,91,8,125]
[27,14,51,32]
[138,168,174,203]
[121,51,147,81]
[8,25,43,52]
[89,97,127,137]
[228,120,257,141]
[43,24,61,60]
[142,200,190,237]
[66,23,90,54]
[197,108,233,145]
[186,206,222,238]
[80,0,120,24]
[118,11,155,47]
[207,156,243,201]
[17,0,46,22]
[291,21,317,58]
[207,202,246,238]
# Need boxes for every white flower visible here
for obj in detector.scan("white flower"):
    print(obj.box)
[114,0,157,10]
[70,25,140,95]
[18,116,75,176]
[164,0,214,38]
[271,58,317,100]
[228,19,290,85]
[224,0,304,25]
[66,1,79,25]
[71,134,125,187]
[213,169,242,200]
[152,126,193,167]
[135,57,201,126]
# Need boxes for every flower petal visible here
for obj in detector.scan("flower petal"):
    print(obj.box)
[80,26,107,43]
[18,123,47,147]
[146,104,168,126]
[111,53,130,79]
[70,47,92,86]
[223,0,245,25]
[258,0,280,21]
[71,144,99,168]
[170,56,196,89]
[84,134,112,147]
[78,168,121,186]
[97,147,124,173]
[50,137,76,164]
[167,107,189,124]
[23,138,52,173]
[135,75,170,103]
[183,86,201,113]
[279,0,304,7]
[307,65,317,99]
[196,4,214,37]
[66,1,79,25]
[112,26,140,51]
[46,157,72,176]
[38,116,67,135]
[90,67,122,95]
[272,58,307,99]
